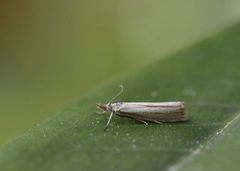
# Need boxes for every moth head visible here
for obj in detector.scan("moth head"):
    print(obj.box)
[96,103,108,111]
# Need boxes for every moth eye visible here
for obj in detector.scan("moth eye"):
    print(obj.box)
[106,105,112,111]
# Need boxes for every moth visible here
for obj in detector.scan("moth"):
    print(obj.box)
[96,85,188,129]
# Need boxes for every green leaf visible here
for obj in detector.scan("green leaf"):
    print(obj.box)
[179,112,240,171]
[1,22,240,171]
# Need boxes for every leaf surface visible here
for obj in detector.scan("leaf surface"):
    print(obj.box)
[1,22,240,171]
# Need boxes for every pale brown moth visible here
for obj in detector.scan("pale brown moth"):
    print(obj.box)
[97,85,188,129]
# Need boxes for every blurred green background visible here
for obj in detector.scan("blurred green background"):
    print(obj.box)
[1,0,240,145]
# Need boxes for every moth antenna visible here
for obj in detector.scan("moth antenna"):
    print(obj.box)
[107,85,124,105]
[104,112,114,130]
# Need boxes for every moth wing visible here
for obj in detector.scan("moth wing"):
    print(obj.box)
[117,102,184,114]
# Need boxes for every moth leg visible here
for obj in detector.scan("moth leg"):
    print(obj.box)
[136,120,148,125]
[104,112,114,131]
[154,121,162,124]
